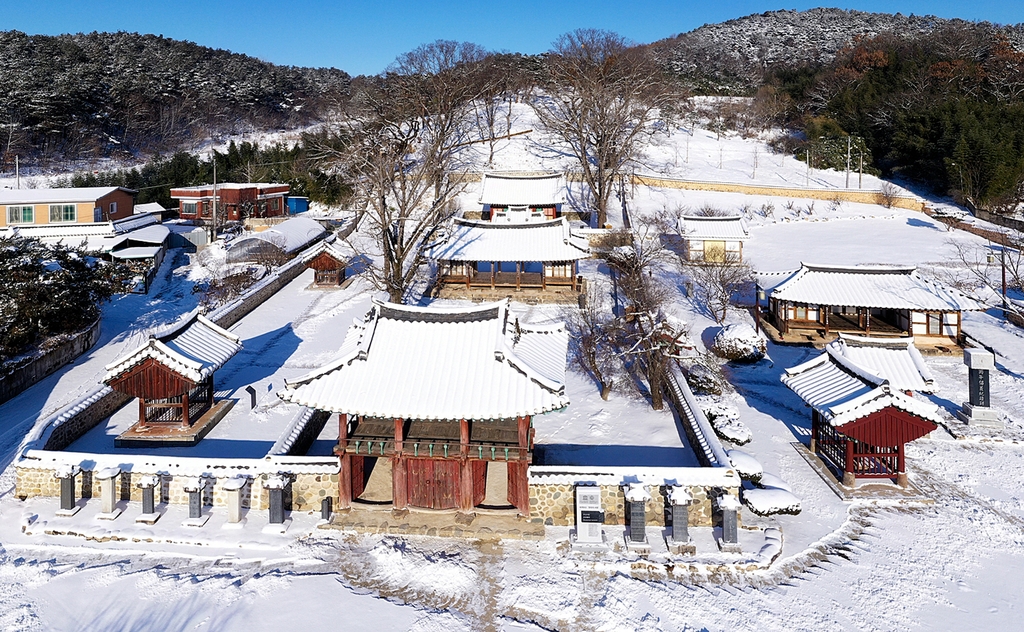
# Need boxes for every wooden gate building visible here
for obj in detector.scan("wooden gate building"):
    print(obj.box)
[301,238,349,287]
[278,300,569,515]
[104,311,242,429]
[782,335,943,486]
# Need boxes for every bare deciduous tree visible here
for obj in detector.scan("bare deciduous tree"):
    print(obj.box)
[565,278,621,399]
[533,29,683,227]
[683,254,755,324]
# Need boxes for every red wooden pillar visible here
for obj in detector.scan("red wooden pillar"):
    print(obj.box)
[516,262,521,290]
[517,416,530,452]
[181,389,191,428]
[392,418,407,510]
[458,418,473,511]
[138,397,147,427]
[490,262,495,289]
[465,262,471,289]
[337,414,352,509]
[572,260,578,291]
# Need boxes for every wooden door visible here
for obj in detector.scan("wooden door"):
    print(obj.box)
[704,240,726,263]
[406,459,460,509]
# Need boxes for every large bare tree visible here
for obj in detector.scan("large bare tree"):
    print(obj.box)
[533,29,682,227]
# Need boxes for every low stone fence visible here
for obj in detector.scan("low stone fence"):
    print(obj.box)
[206,254,309,329]
[632,174,927,212]
[973,208,1024,234]
[16,451,340,512]
[0,319,101,406]
[528,466,740,527]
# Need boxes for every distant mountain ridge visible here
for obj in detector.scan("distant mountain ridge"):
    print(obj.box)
[651,8,1024,91]
[0,30,350,167]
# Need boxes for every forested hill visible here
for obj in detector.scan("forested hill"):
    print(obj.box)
[651,8,1024,92]
[0,31,350,167]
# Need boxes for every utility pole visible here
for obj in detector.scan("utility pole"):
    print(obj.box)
[212,157,218,242]
[1003,246,1008,314]
[845,135,852,189]
[859,151,863,189]
[806,149,811,187]
[15,155,19,189]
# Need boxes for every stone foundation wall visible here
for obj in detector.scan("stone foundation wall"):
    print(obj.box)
[529,483,728,527]
[16,467,339,513]
[43,388,132,451]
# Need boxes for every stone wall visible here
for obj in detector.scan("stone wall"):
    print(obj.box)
[42,388,132,451]
[0,319,101,406]
[633,174,926,212]
[209,257,309,329]
[16,467,339,513]
[529,483,725,527]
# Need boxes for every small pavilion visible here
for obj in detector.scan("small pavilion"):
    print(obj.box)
[478,173,565,222]
[759,263,983,343]
[679,215,749,263]
[278,300,569,515]
[782,334,942,486]
[430,217,589,300]
[104,311,241,432]
[301,238,349,287]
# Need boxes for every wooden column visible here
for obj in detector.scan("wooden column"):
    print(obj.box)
[465,262,471,289]
[516,262,521,290]
[138,397,147,427]
[490,262,495,289]
[573,261,578,291]
[181,389,191,428]
[392,418,407,510]
[541,263,547,290]
[459,459,474,512]
[460,419,469,456]
[338,414,352,509]
[823,307,830,334]
[865,309,871,334]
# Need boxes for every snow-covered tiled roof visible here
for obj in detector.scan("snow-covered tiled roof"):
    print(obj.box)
[104,310,242,384]
[279,300,569,421]
[0,187,133,204]
[478,173,565,206]
[781,350,943,427]
[680,215,749,241]
[429,218,589,262]
[826,334,934,393]
[767,263,984,311]
[299,236,348,265]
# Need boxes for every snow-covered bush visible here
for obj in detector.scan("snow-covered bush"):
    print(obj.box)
[702,401,752,445]
[742,487,802,516]
[712,323,766,362]
[685,356,726,395]
[727,449,763,483]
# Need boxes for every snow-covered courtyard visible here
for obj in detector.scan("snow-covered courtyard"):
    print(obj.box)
[1,108,1023,631]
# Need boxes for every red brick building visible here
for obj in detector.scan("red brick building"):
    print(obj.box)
[170,183,290,222]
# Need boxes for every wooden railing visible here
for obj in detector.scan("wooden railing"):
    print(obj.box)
[343,439,529,461]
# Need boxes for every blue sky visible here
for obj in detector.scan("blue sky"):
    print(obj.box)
[6,1,1023,76]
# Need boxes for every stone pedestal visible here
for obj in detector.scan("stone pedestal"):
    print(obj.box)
[222,477,247,528]
[136,475,161,525]
[262,475,291,534]
[624,484,651,556]
[55,465,81,517]
[572,484,608,552]
[181,477,210,527]
[96,467,122,520]
[668,486,696,555]
[717,493,742,553]
[959,349,1003,428]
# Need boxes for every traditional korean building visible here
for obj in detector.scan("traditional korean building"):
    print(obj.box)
[278,300,569,515]
[759,263,984,343]
[782,334,943,486]
[478,173,565,222]
[103,311,241,432]
[679,215,749,263]
[170,183,289,222]
[429,217,589,300]
[300,237,349,287]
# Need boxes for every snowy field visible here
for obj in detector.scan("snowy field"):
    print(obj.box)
[1,109,1023,630]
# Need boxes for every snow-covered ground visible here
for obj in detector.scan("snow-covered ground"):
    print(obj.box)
[1,108,1024,630]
